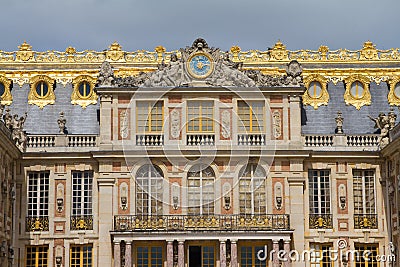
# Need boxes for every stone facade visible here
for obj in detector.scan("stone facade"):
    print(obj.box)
[0,39,399,266]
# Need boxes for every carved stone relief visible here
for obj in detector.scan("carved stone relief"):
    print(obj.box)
[272,110,282,139]
[170,109,181,139]
[221,110,231,139]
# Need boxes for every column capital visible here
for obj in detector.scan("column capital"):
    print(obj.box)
[114,240,121,245]
[219,239,227,243]
[283,240,291,244]
[272,239,280,243]
[230,239,238,244]
[166,240,174,243]
[178,240,185,244]
[125,241,132,245]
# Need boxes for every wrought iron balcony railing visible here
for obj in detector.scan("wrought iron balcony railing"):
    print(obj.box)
[114,214,290,232]
[70,215,94,230]
[309,214,333,229]
[26,216,49,232]
[354,214,378,229]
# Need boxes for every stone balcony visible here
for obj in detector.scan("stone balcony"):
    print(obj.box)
[26,134,99,152]
[302,134,380,151]
[113,214,290,232]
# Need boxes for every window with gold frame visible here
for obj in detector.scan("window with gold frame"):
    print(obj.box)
[237,101,264,133]
[187,100,214,133]
[136,101,164,133]
[135,244,163,267]
[239,243,268,267]
[70,244,93,267]
[354,244,379,267]
[239,164,266,215]
[0,76,12,105]
[26,245,48,267]
[71,75,98,108]
[309,243,333,267]
[28,75,55,109]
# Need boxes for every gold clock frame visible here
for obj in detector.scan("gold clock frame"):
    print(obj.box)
[388,77,400,106]
[344,75,371,110]
[186,52,214,79]
[0,76,13,105]
[28,75,55,109]
[71,75,98,108]
[302,74,329,109]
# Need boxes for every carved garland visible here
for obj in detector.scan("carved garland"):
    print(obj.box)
[388,76,400,106]
[0,76,12,105]
[28,75,55,109]
[302,74,329,109]
[343,74,371,110]
[71,75,98,108]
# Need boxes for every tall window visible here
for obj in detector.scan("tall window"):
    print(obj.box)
[239,164,266,215]
[240,245,267,267]
[136,246,163,267]
[137,101,163,133]
[26,246,48,267]
[308,170,331,214]
[136,165,163,216]
[310,243,333,267]
[187,101,214,132]
[237,101,264,133]
[188,165,215,215]
[354,244,378,267]
[70,245,93,267]
[353,170,376,215]
[72,171,93,217]
[28,172,49,218]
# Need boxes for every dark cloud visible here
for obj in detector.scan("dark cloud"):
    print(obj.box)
[0,0,399,52]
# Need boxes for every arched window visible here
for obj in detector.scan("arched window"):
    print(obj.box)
[187,165,215,215]
[239,164,266,215]
[136,164,163,216]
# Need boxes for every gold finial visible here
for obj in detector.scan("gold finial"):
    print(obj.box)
[65,46,76,54]
[230,45,241,54]
[18,41,32,51]
[109,41,122,51]
[155,45,166,54]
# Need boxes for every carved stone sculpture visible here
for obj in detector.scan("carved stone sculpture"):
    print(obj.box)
[97,61,115,87]
[10,112,27,152]
[368,111,397,148]
[57,112,67,134]
[335,111,344,134]
[3,108,12,129]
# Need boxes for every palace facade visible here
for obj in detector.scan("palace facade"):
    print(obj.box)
[0,38,399,267]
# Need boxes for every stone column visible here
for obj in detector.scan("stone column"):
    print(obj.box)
[178,241,185,267]
[220,240,226,267]
[125,241,132,267]
[283,240,291,267]
[98,178,115,267]
[289,95,302,144]
[272,240,280,267]
[167,241,174,267]
[230,240,238,267]
[114,241,121,267]
[99,94,113,150]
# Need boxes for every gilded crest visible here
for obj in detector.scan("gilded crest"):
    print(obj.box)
[343,75,371,110]
[106,42,125,61]
[28,75,55,109]
[302,74,329,109]
[16,41,34,62]
[0,76,13,105]
[270,41,289,61]
[71,75,98,108]
[360,41,378,60]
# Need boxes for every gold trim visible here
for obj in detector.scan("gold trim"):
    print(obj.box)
[106,42,124,62]
[71,75,98,108]
[302,74,329,109]
[28,75,55,109]
[388,76,400,106]
[186,52,214,79]
[0,75,12,105]
[344,74,371,110]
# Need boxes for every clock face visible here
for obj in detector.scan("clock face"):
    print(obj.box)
[187,53,213,78]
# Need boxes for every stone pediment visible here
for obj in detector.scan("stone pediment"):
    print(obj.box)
[97,38,303,88]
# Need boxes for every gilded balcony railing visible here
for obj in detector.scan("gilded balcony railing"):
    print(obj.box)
[113,214,290,232]
[354,214,378,229]
[70,215,94,230]
[25,216,49,232]
[309,214,333,229]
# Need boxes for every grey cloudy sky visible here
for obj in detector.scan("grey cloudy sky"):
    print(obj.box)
[1,0,399,52]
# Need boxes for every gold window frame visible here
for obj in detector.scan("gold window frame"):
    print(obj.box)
[25,245,49,267]
[388,76,400,106]
[343,75,371,110]
[187,100,214,133]
[0,75,12,105]
[71,75,98,108]
[237,100,265,133]
[28,75,55,109]
[302,74,329,109]
[136,101,164,133]
[70,244,93,267]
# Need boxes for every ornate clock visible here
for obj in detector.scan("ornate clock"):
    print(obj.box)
[186,52,214,79]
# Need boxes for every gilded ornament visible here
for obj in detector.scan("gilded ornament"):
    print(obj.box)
[343,74,371,110]
[388,76,400,106]
[0,76,13,105]
[270,41,289,61]
[106,42,125,61]
[318,45,329,60]
[360,41,378,60]
[302,74,329,109]
[230,45,241,61]
[71,75,98,108]
[28,75,55,109]
[65,46,76,54]
[16,41,34,62]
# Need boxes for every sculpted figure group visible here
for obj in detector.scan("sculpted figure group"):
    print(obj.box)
[0,105,27,151]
